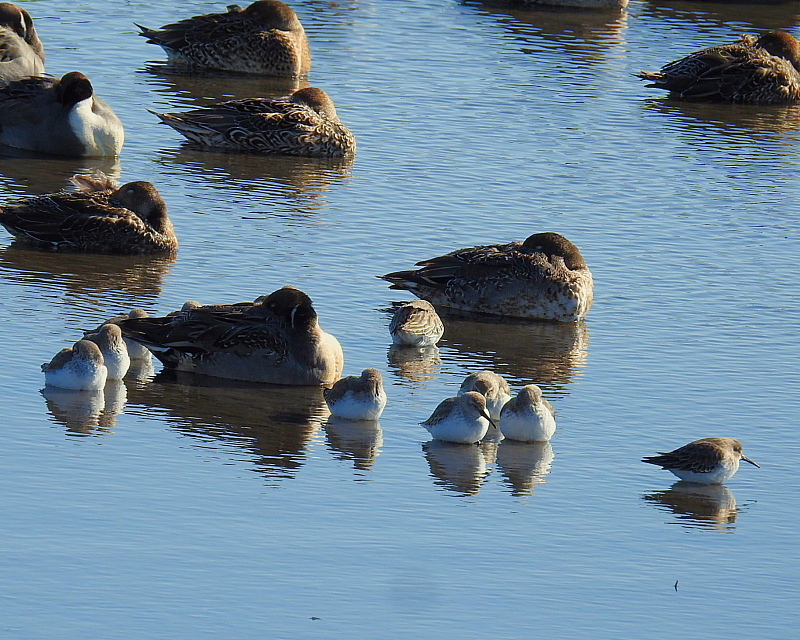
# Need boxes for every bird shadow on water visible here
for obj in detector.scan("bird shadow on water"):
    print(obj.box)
[125,369,330,481]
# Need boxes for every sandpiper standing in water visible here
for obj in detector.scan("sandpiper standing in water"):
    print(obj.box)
[642,437,759,484]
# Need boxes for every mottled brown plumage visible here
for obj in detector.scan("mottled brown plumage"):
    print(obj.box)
[153,87,355,157]
[382,232,593,321]
[639,31,800,104]
[137,0,311,76]
[643,437,759,484]
[0,174,177,254]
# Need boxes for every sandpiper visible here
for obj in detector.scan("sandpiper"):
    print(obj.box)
[42,340,107,390]
[0,173,177,254]
[83,324,130,380]
[381,232,593,322]
[137,0,311,76]
[389,300,444,347]
[642,437,759,484]
[639,31,800,104]
[118,285,344,385]
[458,371,512,420]
[499,384,556,442]
[421,391,498,444]
[324,368,387,420]
[152,87,355,158]
[0,71,123,156]
[93,309,151,360]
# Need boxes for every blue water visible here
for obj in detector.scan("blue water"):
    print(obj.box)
[0,1,798,638]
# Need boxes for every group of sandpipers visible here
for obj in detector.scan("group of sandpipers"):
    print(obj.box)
[0,0,773,485]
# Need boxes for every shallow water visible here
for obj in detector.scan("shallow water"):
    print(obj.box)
[0,1,799,638]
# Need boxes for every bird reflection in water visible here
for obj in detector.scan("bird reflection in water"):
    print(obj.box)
[387,344,442,387]
[0,149,121,195]
[0,245,175,309]
[496,440,554,497]
[439,311,589,392]
[324,417,383,473]
[422,440,495,496]
[126,370,328,480]
[643,482,740,531]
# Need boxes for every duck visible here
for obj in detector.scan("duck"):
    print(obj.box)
[0,3,45,86]
[324,368,387,420]
[499,385,556,442]
[42,339,107,390]
[152,87,355,158]
[421,391,498,444]
[389,300,444,347]
[0,172,178,254]
[638,31,800,104]
[382,232,593,322]
[83,324,131,380]
[457,371,511,421]
[642,437,759,484]
[117,285,344,385]
[137,0,311,76]
[0,71,123,156]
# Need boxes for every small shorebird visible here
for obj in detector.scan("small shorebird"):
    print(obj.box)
[0,3,46,86]
[458,371,512,420]
[324,368,387,420]
[639,31,800,104]
[422,391,498,444]
[0,71,123,156]
[0,173,177,254]
[42,340,107,390]
[381,232,593,322]
[153,87,355,158]
[118,285,344,385]
[138,0,311,76]
[389,300,444,347]
[83,324,130,380]
[92,309,151,359]
[499,384,556,442]
[642,437,759,484]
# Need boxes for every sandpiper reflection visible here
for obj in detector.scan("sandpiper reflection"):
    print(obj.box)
[439,312,589,391]
[324,417,383,472]
[422,440,494,496]
[387,344,442,387]
[0,245,174,307]
[643,482,740,531]
[496,440,554,496]
[126,370,328,480]
[41,386,108,436]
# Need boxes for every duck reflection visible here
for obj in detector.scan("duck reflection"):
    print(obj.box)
[41,386,108,436]
[644,99,800,138]
[643,481,739,531]
[0,245,174,307]
[387,345,442,387]
[126,370,328,479]
[496,440,554,496]
[324,417,383,472]
[157,146,352,215]
[142,64,305,109]
[466,1,628,64]
[0,149,121,195]
[423,440,494,495]
[642,1,800,32]
[439,313,589,392]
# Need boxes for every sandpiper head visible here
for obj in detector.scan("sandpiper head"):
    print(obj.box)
[127,308,149,319]
[73,339,105,362]
[361,368,383,384]
[260,285,317,329]
[112,181,168,223]
[521,232,587,269]
[461,391,498,429]
[56,72,94,108]
[757,30,800,68]
[518,384,544,403]
[244,0,301,29]
[727,438,760,468]
[0,3,43,57]
[290,87,337,118]
[91,324,126,348]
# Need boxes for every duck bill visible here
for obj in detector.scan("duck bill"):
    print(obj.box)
[741,455,759,468]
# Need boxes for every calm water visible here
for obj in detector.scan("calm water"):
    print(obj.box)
[0,0,799,638]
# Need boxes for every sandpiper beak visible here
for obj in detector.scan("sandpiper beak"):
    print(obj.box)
[741,455,760,468]
[483,413,498,430]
